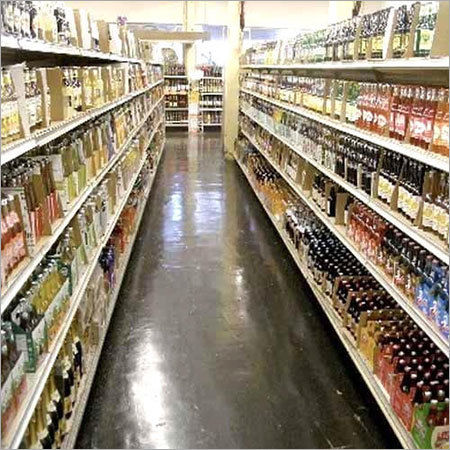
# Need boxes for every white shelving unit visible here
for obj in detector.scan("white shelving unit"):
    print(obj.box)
[234,156,417,450]
[1,121,164,450]
[200,92,223,95]
[199,108,223,111]
[240,125,448,354]
[1,95,165,313]
[240,88,449,173]
[165,107,189,111]
[61,140,165,450]
[1,34,141,63]
[1,79,164,165]
[163,74,188,78]
[240,106,449,263]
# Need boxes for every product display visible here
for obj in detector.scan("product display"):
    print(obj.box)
[243,1,444,65]
[1,1,449,449]
[236,4,448,446]
[1,1,140,59]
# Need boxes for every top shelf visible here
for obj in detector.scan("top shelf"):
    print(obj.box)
[241,57,450,72]
[1,34,141,64]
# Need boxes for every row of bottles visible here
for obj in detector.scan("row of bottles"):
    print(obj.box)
[237,140,449,448]
[284,200,448,445]
[197,65,223,78]
[201,111,222,125]
[244,2,441,65]
[200,95,222,108]
[165,94,188,109]
[166,110,188,124]
[163,64,186,76]
[241,72,449,157]
[238,123,449,338]
[1,117,164,442]
[1,1,73,46]
[240,95,449,246]
[347,200,449,338]
[1,88,160,279]
[200,78,223,94]
[10,133,166,448]
[164,78,189,95]
[2,63,162,148]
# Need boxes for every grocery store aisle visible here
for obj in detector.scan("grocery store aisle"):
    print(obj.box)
[77,132,398,449]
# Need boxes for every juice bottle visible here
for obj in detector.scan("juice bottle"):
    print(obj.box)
[422,87,438,150]
[409,86,426,147]
[431,88,449,157]
[389,85,400,139]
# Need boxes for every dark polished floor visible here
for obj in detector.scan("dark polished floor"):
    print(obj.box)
[76,132,399,449]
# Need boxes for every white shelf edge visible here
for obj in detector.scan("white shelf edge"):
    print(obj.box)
[1,35,141,63]
[200,108,223,111]
[234,156,417,450]
[1,79,164,165]
[60,139,166,450]
[200,92,223,95]
[165,122,189,127]
[164,75,188,78]
[240,57,450,71]
[2,124,164,450]
[240,106,449,263]
[1,96,165,313]
[240,126,449,354]
[240,88,449,173]
[201,123,222,126]
[202,76,223,80]
[165,107,189,111]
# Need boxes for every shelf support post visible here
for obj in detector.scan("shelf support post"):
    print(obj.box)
[223,1,243,158]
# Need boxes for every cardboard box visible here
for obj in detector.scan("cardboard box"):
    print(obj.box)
[46,68,75,121]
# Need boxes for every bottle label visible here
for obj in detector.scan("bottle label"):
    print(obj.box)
[438,207,449,240]
[422,201,434,229]
[395,113,406,137]
[431,204,440,232]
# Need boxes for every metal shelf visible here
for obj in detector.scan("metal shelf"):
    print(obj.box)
[61,140,165,450]
[200,108,223,111]
[240,106,449,263]
[201,123,222,126]
[1,79,164,165]
[241,57,450,72]
[1,123,164,450]
[1,97,164,314]
[1,34,140,63]
[165,107,189,111]
[240,88,449,173]
[234,156,417,449]
[200,92,223,95]
[240,126,449,354]
[164,74,188,78]
[166,122,189,127]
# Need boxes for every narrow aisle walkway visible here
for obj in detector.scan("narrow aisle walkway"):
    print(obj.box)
[77,132,399,449]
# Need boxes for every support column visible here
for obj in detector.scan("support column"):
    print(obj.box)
[223,1,243,158]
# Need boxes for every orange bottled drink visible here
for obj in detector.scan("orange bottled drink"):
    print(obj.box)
[431,88,449,157]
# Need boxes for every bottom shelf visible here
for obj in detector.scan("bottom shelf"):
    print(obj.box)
[61,142,166,449]
[234,156,417,450]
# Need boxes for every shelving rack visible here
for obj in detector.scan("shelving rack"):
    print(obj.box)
[235,156,416,449]
[238,55,449,450]
[61,138,165,450]
[1,32,166,448]
[164,73,189,129]
[199,74,223,130]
